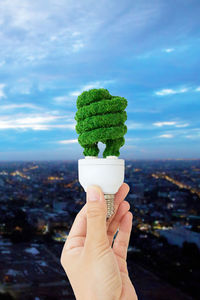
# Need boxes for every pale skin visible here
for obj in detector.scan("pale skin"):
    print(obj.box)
[61,183,138,300]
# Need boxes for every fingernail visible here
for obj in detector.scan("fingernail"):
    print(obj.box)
[87,186,100,202]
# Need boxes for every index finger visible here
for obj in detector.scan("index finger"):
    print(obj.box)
[113,211,133,261]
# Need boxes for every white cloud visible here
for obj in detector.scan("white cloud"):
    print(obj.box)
[0,113,75,131]
[185,132,200,139]
[156,127,200,138]
[127,121,189,131]
[70,81,103,97]
[0,0,104,65]
[138,47,175,60]
[136,52,152,60]
[0,0,163,74]
[0,60,6,67]
[58,139,78,144]
[72,31,81,37]
[68,80,115,98]
[15,115,60,125]
[0,83,6,99]
[127,122,144,129]
[72,40,85,52]
[0,103,41,110]
[179,88,188,93]
[155,89,176,96]
[153,121,189,128]
[155,86,200,96]
[164,48,175,53]
[153,121,176,127]
[50,35,57,41]
[54,96,70,102]
[124,145,137,149]
[126,138,134,142]
[53,80,115,104]
[155,87,188,96]
[158,134,174,138]
[9,78,33,95]
[175,123,189,128]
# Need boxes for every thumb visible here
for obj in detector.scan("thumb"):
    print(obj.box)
[85,185,108,247]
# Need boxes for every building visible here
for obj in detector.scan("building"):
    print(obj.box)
[157,226,200,249]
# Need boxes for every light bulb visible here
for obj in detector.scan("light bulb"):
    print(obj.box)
[78,155,125,219]
[75,88,127,219]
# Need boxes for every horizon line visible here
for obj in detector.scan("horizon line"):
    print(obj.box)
[0,158,200,163]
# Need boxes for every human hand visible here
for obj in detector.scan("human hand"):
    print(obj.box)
[60,183,138,300]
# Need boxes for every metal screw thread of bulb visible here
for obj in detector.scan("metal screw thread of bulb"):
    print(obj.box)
[104,194,115,220]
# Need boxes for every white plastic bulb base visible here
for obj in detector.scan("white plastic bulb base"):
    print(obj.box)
[78,156,125,220]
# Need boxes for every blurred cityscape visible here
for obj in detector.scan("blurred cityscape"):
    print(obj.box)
[0,160,200,300]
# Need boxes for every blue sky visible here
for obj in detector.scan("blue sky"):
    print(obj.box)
[0,0,200,160]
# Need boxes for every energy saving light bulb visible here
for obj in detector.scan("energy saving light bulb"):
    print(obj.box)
[75,88,127,219]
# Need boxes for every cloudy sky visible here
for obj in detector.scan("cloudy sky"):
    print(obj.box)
[0,0,200,160]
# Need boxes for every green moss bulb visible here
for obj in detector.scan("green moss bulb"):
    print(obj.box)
[75,88,127,158]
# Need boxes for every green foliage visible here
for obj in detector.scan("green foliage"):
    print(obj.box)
[75,88,128,158]
[76,88,112,109]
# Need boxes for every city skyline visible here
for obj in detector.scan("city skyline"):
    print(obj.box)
[0,159,199,299]
[0,0,200,161]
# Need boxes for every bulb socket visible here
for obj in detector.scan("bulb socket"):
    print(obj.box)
[104,194,115,220]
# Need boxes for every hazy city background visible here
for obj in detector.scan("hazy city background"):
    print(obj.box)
[0,159,200,299]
